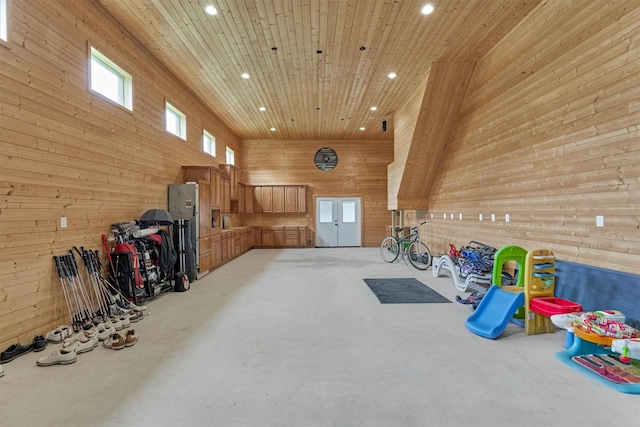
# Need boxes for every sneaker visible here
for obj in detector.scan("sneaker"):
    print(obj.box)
[36,348,77,366]
[103,333,125,350]
[72,335,99,354]
[95,324,114,341]
[32,336,48,353]
[119,315,131,329]
[124,329,138,347]
[1,343,34,364]
[128,311,144,323]
[109,318,123,331]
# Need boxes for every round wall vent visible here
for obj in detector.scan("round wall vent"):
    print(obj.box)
[314,147,338,171]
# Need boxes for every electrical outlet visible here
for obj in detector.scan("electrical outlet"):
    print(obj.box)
[491,214,496,222]
[479,214,483,221]
[450,213,454,220]
[60,217,67,228]
[505,214,510,223]
[459,213,462,220]
[443,213,446,220]
[596,215,604,227]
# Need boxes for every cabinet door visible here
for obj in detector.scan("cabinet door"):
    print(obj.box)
[210,172,222,208]
[273,186,285,213]
[198,181,211,233]
[252,227,261,246]
[223,179,231,213]
[284,229,298,247]
[298,227,308,248]
[273,229,285,247]
[261,230,273,247]
[284,186,298,213]
[253,186,262,213]
[238,184,245,213]
[298,186,307,213]
[244,185,254,213]
[261,186,273,213]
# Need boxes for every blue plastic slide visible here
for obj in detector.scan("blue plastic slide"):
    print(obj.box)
[465,285,525,339]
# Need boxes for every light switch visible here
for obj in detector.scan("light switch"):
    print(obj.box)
[491,214,496,222]
[596,216,604,227]
[505,214,510,223]
[60,217,67,228]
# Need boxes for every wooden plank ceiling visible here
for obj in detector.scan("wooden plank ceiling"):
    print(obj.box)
[96,0,541,141]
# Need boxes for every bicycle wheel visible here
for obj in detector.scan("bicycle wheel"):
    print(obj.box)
[407,240,432,270]
[380,236,400,263]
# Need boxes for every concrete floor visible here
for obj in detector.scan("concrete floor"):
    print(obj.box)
[0,248,638,427]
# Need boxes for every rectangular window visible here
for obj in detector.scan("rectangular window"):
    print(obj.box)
[89,47,132,110]
[203,130,216,156]
[225,146,235,165]
[1,0,10,42]
[319,200,333,223]
[342,200,356,223]
[165,102,186,140]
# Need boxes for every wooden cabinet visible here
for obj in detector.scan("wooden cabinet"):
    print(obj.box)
[261,229,273,247]
[221,164,239,200]
[244,185,254,213]
[222,178,231,213]
[273,228,285,246]
[285,186,298,213]
[298,226,309,248]
[182,166,224,210]
[253,186,263,213]
[249,185,308,214]
[252,226,261,246]
[273,186,285,213]
[238,183,245,213]
[211,232,222,267]
[261,186,273,213]
[298,186,307,213]
[284,228,298,247]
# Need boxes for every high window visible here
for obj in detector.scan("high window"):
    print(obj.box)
[225,147,235,165]
[203,130,216,156]
[1,0,10,42]
[165,102,186,140]
[89,47,133,110]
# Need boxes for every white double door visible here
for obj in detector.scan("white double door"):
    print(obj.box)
[315,197,361,247]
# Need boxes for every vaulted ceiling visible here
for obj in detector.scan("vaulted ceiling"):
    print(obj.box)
[97,0,541,141]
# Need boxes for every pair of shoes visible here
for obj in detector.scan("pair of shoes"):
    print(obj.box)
[45,325,73,343]
[32,336,48,352]
[36,348,77,366]
[1,343,34,364]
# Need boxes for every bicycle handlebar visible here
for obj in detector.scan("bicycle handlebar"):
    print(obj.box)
[410,221,427,232]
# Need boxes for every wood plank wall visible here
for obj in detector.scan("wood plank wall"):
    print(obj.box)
[0,0,241,349]
[240,140,393,247]
[409,0,640,275]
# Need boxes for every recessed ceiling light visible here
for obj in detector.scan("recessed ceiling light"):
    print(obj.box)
[359,127,366,131]
[205,5,218,15]
[259,106,266,111]
[370,106,377,111]
[421,4,435,15]
[241,73,250,79]
[388,72,397,79]
[270,127,276,131]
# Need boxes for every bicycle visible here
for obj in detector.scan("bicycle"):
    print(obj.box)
[380,221,432,270]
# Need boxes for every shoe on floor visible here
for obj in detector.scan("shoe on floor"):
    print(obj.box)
[70,335,99,354]
[45,325,72,343]
[109,318,123,331]
[125,329,138,347]
[119,315,131,329]
[36,348,77,366]
[32,335,48,352]
[1,343,34,364]
[95,323,115,341]
[128,311,144,323]
[103,333,125,350]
